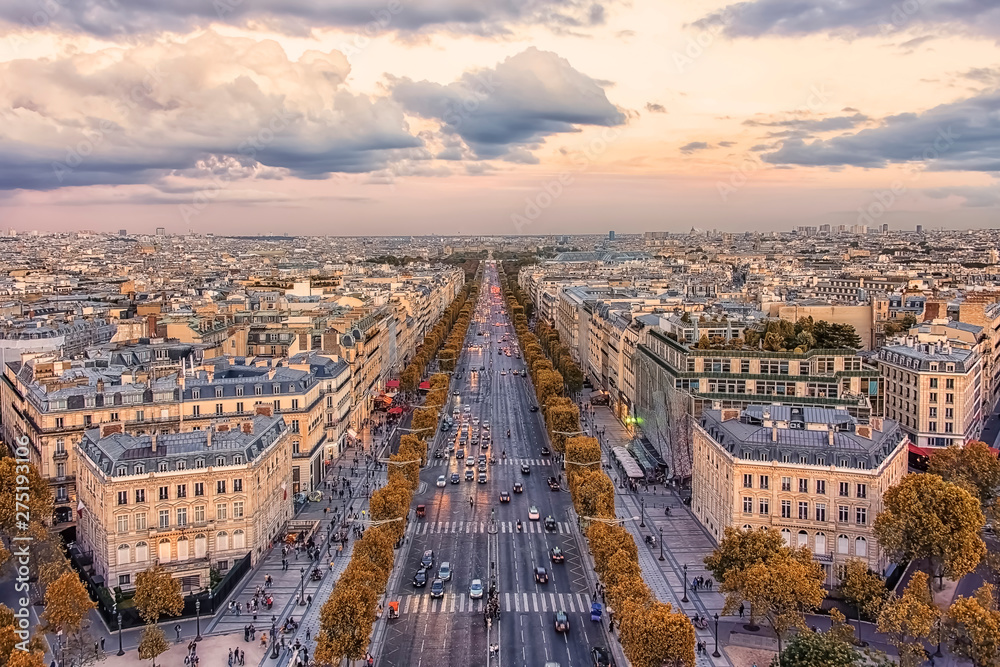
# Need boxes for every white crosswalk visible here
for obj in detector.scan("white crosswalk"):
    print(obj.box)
[412,520,573,535]
[397,592,592,614]
[428,458,549,467]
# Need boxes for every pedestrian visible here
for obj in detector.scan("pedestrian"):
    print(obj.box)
[739,603,745,619]
[306,628,311,641]
[229,649,233,667]
[240,649,245,666]
[100,637,105,651]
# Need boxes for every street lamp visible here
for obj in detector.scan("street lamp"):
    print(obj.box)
[299,568,306,606]
[116,613,124,656]
[639,497,645,527]
[195,599,202,641]
[713,613,721,657]
[658,527,664,561]
[681,564,689,603]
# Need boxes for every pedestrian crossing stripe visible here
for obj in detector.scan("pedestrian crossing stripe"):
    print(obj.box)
[429,458,549,467]
[398,592,592,614]
[412,521,572,535]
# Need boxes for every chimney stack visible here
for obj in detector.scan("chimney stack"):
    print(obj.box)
[206,426,213,448]
[150,432,157,452]
[771,425,778,442]
[828,426,835,446]
[96,378,105,393]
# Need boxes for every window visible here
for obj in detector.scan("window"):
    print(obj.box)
[816,504,826,522]
[233,501,244,519]
[839,505,849,522]
[117,515,129,532]
[177,507,187,526]
[929,378,938,389]
[233,478,243,492]
[839,482,849,497]
[814,532,827,555]
[135,410,144,422]
[945,422,954,433]
[946,393,954,404]
[117,491,128,505]
[856,484,867,499]
[216,457,226,467]
[192,405,201,417]
[274,399,281,411]
[236,402,244,413]
[780,529,792,547]
[157,461,168,473]
[177,460,186,470]
[195,505,205,523]
[741,360,750,373]
[781,477,791,492]
[759,499,769,515]
[193,389,201,399]
[856,507,868,525]
[216,503,227,521]
[158,486,168,500]
[118,574,131,586]
[234,456,242,465]
[945,408,954,419]
[195,459,205,469]
[216,387,224,398]
[135,513,147,530]
[273,384,281,394]
[236,386,244,397]
[159,510,169,528]
[798,478,808,493]
[781,500,791,518]
[946,378,955,390]
[743,474,753,488]
[233,529,245,550]
[292,399,300,410]
[798,501,809,520]
[929,407,937,418]
[217,480,226,494]
[816,480,826,495]
[216,403,224,415]
[838,534,849,554]
[177,484,187,498]
[135,489,145,503]
[797,530,808,547]
[293,440,300,455]
[255,385,262,396]
[55,417,64,429]
[743,497,753,513]
[759,475,769,490]
[930,392,938,403]
[135,541,148,561]
[855,536,868,558]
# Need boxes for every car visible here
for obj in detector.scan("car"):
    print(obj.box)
[440,424,449,432]
[483,421,490,430]
[456,448,465,459]
[528,506,540,520]
[554,610,569,632]
[429,578,445,598]
[591,647,613,667]
[466,457,475,467]
[450,473,461,484]
[499,491,510,503]
[534,566,548,584]
[438,562,452,581]
[521,463,530,474]
[473,417,480,425]
[413,568,428,587]
[478,472,487,484]
[452,390,460,396]
[540,447,550,456]
[512,370,519,375]
[464,406,471,413]
[434,449,444,458]
[544,516,557,531]
[421,550,434,568]
[469,579,484,599]
[529,405,539,412]
[481,442,490,451]
[550,547,565,563]
[465,469,475,481]
[513,482,523,493]
[548,477,560,491]
[480,366,486,371]
[436,475,446,487]
[500,371,506,376]
[478,462,487,472]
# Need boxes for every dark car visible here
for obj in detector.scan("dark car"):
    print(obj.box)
[529,405,539,412]
[450,473,461,484]
[499,491,511,503]
[465,469,475,481]
[591,647,613,667]
[434,450,444,458]
[430,578,444,599]
[554,610,569,632]
[521,464,530,474]
[544,516,557,532]
[547,477,560,491]
[540,447,550,456]
[550,547,565,563]
[421,550,434,568]
[413,568,428,587]
[513,482,523,493]
[534,566,548,584]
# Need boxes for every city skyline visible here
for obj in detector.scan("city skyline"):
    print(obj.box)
[2,0,1000,234]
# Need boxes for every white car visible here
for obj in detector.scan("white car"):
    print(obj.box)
[528,506,540,520]
[483,422,490,430]
[469,579,484,599]
[436,475,447,487]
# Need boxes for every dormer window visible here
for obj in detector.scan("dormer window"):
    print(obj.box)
[158,462,168,472]
[273,384,281,394]
[236,386,244,397]
[134,465,144,474]
[195,458,205,468]
[216,457,225,466]
[233,455,243,465]
[215,387,224,398]
[177,460,186,470]
[116,466,127,476]
[192,389,200,399]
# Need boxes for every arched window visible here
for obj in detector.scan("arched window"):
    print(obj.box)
[780,528,792,547]
[233,529,245,550]
[176,537,189,561]
[117,544,131,565]
[814,532,827,555]
[743,524,753,531]
[855,536,868,558]
[158,538,171,563]
[135,541,148,562]
[194,534,207,558]
[217,531,229,551]
[797,530,808,548]
[837,535,849,554]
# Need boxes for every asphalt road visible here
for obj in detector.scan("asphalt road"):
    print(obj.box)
[377,263,610,667]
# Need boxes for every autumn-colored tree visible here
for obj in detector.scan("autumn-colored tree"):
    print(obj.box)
[535,369,564,405]
[134,564,184,624]
[388,451,420,492]
[837,557,887,642]
[0,605,17,667]
[350,530,395,592]
[565,436,602,485]
[5,651,46,667]
[601,551,643,594]
[720,549,825,651]
[571,469,616,519]
[607,574,653,612]
[41,572,96,633]
[0,458,53,533]
[137,624,169,667]
[546,403,581,453]
[873,474,985,592]
[877,571,938,667]
[410,408,439,435]
[618,601,695,667]
[703,526,786,583]
[587,522,638,577]
[943,583,1000,667]
[775,626,866,667]
[928,440,1000,510]
[314,576,378,665]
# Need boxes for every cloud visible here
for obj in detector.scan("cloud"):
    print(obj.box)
[744,113,869,132]
[645,102,667,113]
[718,141,736,147]
[695,0,1000,38]
[925,186,1000,207]
[0,32,423,191]
[1,0,618,37]
[680,141,710,154]
[762,91,997,170]
[391,47,625,162]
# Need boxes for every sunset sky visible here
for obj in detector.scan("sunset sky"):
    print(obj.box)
[1,0,999,235]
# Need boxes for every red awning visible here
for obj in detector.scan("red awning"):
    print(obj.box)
[908,443,931,458]
[388,407,403,415]
[386,380,400,389]
[377,395,393,405]
[419,381,431,390]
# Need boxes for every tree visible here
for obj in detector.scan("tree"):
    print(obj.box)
[873,474,986,592]
[0,458,53,532]
[928,440,1000,510]
[41,572,95,633]
[943,583,1000,667]
[837,559,887,638]
[134,565,184,624]
[571,469,615,519]
[5,652,45,667]
[314,576,377,665]
[774,627,865,667]
[877,571,939,667]
[564,436,602,489]
[587,522,638,577]
[137,624,169,667]
[618,601,695,667]
[704,526,786,583]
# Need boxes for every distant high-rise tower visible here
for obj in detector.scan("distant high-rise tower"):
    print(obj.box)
[609,230,615,240]
[156,227,165,236]
[916,225,923,234]
[119,229,127,236]
[882,223,888,233]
